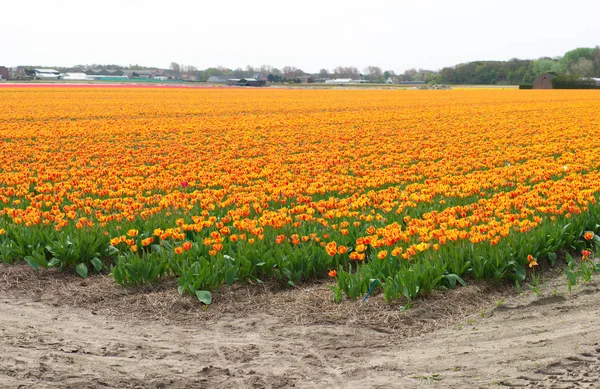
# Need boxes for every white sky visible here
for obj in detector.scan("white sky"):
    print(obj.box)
[1,0,599,73]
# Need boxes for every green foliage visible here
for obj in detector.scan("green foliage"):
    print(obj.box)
[552,74,599,89]
[333,203,600,302]
[437,59,536,85]
[111,251,170,286]
[45,230,110,275]
[436,47,599,85]
[76,263,88,278]
[562,47,596,68]
[3,173,600,306]
[24,248,48,271]
[195,290,212,305]
[532,59,566,77]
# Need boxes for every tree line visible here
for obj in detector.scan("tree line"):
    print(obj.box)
[47,46,600,84]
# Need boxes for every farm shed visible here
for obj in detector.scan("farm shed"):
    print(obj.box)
[228,78,265,86]
[33,69,61,79]
[593,78,600,86]
[241,78,266,86]
[533,73,555,89]
[325,78,353,84]
[120,70,157,79]
[63,72,91,80]
[85,69,124,76]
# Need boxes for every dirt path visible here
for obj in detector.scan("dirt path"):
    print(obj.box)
[2,265,600,388]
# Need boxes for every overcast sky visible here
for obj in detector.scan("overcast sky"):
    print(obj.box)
[1,0,599,73]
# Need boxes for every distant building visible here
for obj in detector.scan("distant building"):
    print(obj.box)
[386,77,394,84]
[33,69,61,79]
[324,79,368,85]
[121,70,157,79]
[533,73,555,89]
[325,78,353,84]
[63,72,91,81]
[0,66,8,80]
[592,78,600,87]
[207,74,267,86]
[240,78,266,86]
[252,73,267,82]
[207,75,230,83]
[85,69,124,76]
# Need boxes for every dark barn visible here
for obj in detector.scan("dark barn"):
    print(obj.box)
[533,73,556,89]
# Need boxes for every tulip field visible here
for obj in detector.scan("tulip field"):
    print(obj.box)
[1,86,600,304]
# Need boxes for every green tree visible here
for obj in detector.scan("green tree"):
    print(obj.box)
[570,58,595,77]
[561,47,595,72]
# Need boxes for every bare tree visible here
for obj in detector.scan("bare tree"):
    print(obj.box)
[170,62,181,78]
[363,66,383,82]
[259,64,274,74]
[334,66,359,79]
[282,66,303,79]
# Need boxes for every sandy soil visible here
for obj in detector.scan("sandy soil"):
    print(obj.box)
[2,264,600,389]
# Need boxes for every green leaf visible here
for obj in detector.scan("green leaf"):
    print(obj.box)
[196,290,212,305]
[151,244,162,254]
[565,252,574,264]
[90,257,103,272]
[444,273,467,288]
[514,265,526,282]
[25,256,40,271]
[249,275,264,285]
[76,263,88,279]
[107,245,120,255]
[48,258,60,268]
[565,269,577,286]
[547,252,557,265]
[225,266,237,286]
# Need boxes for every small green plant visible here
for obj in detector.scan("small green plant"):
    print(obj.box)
[527,271,542,297]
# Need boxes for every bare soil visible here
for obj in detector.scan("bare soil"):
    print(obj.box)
[2,263,600,388]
